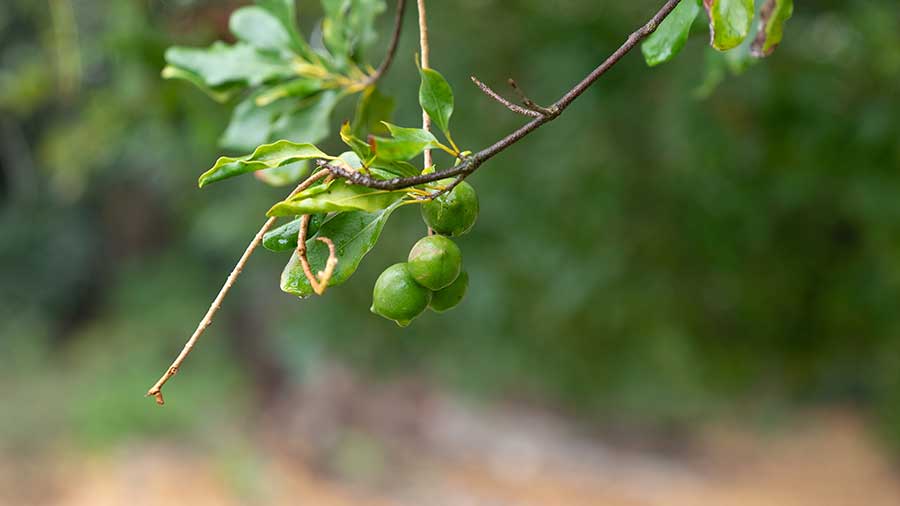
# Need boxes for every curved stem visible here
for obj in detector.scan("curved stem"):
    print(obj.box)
[296,213,339,296]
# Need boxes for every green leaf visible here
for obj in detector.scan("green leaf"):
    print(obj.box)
[352,86,395,137]
[338,151,365,169]
[255,161,312,187]
[321,0,386,63]
[220,87,332,172]
[724,36,754,74]
[693,48,728,98]
[280,200,404,297]
[346,0,387,57]
[371,123,442,162]
[267,179,404,216]
[160,66,242,103]
[418,67,454,136]
[220,89,287,151]
[340,121,374,160]
[254,78,323,107]
[336,151,415,180]
[271,91,339,145]
[253,0,297,34]
[750,0,793,57]
[693,40,755,98]
[164,42,293,87]
[230,6,293,53]
[199,141,332,187]
[642,0,701,67]
[263,214,326,252]
[254,0,319,62]
[703,0,754,51]
[339,123,422,177]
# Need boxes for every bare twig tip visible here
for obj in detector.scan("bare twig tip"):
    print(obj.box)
[145,175,321,405]
[149,390,165,405]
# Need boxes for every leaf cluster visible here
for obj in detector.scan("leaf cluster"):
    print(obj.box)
[641,0,793,75]
[164,0,391,185]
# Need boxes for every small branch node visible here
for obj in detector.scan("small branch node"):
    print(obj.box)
[471,75,542,118]
[507,78,555,116]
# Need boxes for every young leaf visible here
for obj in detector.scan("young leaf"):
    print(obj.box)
[164,42,293,87]
[352,86,395,137]
[694,48,728,98]
[418,67,454,136]
[229,6,293,53]
[220,86,332,153]
[263,214,326,252]
[339,123,423,177]
[703,0,754,51]
[254,0,320,62]
[371,123,442,161]
[160,66,242,103]
[345,0,387,58]
[340,121,374,159]
[376,160,419,178]
[220,89,288,151]
[281,201,404,297]
[271,91,339,145]
[693,40,754,98]
[199,141,332,187]
[255,161,312,187]
[255,79,323,107]
[267,179,404,216]
[321,0,387,63]
[642,0,701,67]
[750,0,793,57]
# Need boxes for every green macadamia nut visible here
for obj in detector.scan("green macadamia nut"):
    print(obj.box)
[421,181,479,237]
[407,235,462,290]
[371,263,432,326]
[429,270,468,313]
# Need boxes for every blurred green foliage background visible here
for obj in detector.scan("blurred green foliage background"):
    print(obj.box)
[2,0,899,453]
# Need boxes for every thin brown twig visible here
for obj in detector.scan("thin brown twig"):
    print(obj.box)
[471,76,542,118]
[507,78,554,116]
[146,169,329,405]
[323,0,683,191]
[417,0,433,169]
[365,0,408,86]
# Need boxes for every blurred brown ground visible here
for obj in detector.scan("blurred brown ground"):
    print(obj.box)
[4,367,899,506]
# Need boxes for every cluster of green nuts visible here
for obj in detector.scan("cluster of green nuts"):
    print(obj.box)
[371,181,479,326]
